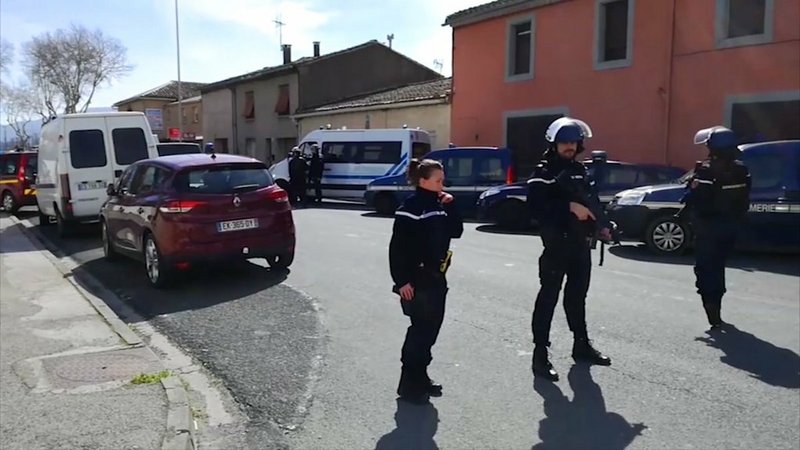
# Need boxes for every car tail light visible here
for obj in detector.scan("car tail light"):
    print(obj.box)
[506,165,515,184]
[18,165,25,182]
[159,200,206,214]
[266,188,289,203]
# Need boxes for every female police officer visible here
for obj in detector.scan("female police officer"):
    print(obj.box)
[389,158,463,404]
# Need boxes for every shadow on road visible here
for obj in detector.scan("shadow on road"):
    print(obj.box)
[609,244,800,276]
[375,398,439,450]
[532,364,647,450]
[476,224,538,236]
[695,324,800,389]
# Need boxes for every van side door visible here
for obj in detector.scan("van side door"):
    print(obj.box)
[107,118,150,179]
[66,125,112,219]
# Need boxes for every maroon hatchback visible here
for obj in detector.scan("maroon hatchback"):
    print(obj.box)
[100,154,295,287]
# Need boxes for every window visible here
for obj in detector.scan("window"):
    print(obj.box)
[192,106,199,123]
[477,157,506,183]
[443,157,474,186]
[716,0,774,48]
[412,142,431,159]
[321,141,401,164]
[69,129,107,169]
[606,165,640,185]
[173,164,274,194]
[729,96,800,144]
[243,91,255,119]
[25,156,37,179]
[741,151,784,190]
[275,84,290,116]
[1,156,17,175]
[506,17,534,80]
[595,0,634,70]
[214,138,229,153]
[117,165,139,195]
[112,128,149,165]
[130,165,167,195]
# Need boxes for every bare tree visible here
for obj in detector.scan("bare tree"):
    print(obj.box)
[22,24,132,118]
[2,84,38,148]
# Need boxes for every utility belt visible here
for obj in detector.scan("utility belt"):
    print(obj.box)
[415,250,453,281]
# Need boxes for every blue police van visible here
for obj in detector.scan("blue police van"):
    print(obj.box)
[607,140,800,255]
[476,151,685,228]
[364,146,513,216]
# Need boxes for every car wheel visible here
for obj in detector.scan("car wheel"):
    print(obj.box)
[144,234,171,288]
[2,191,17,213]
[645,215,690,255]
[496,200,529,229]
[266,251,294,270]
[101,220,118,262]
[374,193,398,216]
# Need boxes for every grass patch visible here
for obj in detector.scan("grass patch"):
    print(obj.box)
[131,370,171,385]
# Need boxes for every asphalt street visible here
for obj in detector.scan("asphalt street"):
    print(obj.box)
[16,204,800,450]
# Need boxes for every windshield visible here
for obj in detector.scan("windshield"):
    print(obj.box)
[173,164,274,194]
[158,144,201,156]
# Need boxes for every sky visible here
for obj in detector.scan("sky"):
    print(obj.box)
[0,0,487,114]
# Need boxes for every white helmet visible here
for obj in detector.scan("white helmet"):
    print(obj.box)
[545,117,593,143]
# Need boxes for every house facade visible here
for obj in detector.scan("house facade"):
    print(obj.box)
[293,78,452,149]
[200,41,443,163]
[113,81,207,142]
[445,0,800,174]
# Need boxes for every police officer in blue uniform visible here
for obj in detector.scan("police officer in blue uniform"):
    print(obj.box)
[685,126,751,329]
[527,117,612,382]
[389,158,463,404]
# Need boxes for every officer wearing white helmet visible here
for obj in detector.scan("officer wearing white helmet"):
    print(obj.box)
[683,126,750,330]
[526,117,612,382]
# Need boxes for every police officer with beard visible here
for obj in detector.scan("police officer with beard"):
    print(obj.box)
[527,117,612,382]
[684,126,750,330]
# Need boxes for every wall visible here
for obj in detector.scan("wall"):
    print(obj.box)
[296,102,451,148]
[116,99,172,140]
[201,89,233,152]
[163,99,203,141]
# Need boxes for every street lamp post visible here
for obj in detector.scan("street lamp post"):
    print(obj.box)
[175,0,183,141]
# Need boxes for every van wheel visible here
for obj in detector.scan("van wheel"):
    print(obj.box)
[38,209,53,227]
[144,234,171,288]
[56,209,72,238]
[101,220,118,262]
[645,215,690,255]
[266,251,294,270]
[2,191,17,213]
[496,200,529,229]
[374,193,398,216]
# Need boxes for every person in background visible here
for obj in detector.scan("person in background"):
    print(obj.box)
[308,145,324,203]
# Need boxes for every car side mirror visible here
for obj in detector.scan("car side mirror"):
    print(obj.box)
[106,184,117,197]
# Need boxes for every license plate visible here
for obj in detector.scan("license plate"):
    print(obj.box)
[217,218,259,233]
[77,181,106,191]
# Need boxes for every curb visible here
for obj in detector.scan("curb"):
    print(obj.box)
[9,215,196,450]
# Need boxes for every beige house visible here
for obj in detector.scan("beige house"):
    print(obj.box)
[294,78,452,149]
[113,81,207,142]
[163,95,203,143]
[200,40,443,163]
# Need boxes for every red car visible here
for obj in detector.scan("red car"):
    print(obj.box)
[100,154,295,287]
[0,150,38,213]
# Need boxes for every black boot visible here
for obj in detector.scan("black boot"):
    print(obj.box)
[425,371,443,397]
[702,299,724,329]
[572,338,611,366]
[532,346,559,381]
[397,368,429,405]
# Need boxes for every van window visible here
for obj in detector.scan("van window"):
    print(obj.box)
[412,142,431,159]
[25,155,37,179]
[69,130,107,169]
[112,128,149,165]
[322,141,401,164]
[444,157,474,186]
[477,157,505,183]
[1,156,17,175]
[742,151,785,190]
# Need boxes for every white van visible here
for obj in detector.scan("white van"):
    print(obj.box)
[270,128,432,200]
[36,112,159,234]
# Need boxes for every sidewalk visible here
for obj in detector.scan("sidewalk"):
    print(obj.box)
[0,216,188,449]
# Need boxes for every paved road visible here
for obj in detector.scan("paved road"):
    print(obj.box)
[17,205,800,450]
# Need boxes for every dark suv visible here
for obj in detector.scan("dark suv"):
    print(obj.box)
[0,150,38,213]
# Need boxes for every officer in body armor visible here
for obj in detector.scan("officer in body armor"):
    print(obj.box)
[684,126,751,329]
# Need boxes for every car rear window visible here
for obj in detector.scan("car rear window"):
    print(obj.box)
[112,128,149,165]
[157,144,201,156]
[69,130,107,168]
[173,164,274,194]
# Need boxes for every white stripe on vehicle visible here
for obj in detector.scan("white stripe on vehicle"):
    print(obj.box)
[527,178,556,184]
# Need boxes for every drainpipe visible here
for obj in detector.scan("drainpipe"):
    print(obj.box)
[663,0,677,166]
[230,87,238,154]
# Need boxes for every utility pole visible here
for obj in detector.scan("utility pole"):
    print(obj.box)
[386,33,394,49]
[175,0,183,141]
[274,16,286,50]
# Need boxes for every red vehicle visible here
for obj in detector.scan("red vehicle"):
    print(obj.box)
[100,154,295,287]
[0,150,38,213]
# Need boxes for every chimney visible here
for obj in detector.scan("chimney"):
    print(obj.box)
[313,41,320,57]
[282,44,292,64]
